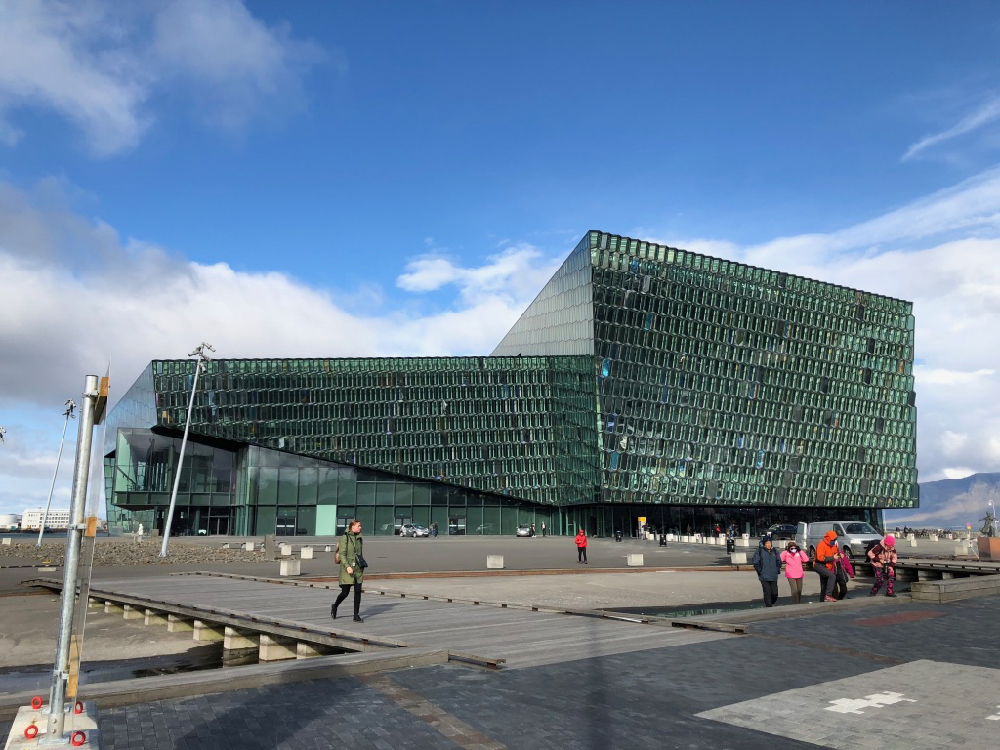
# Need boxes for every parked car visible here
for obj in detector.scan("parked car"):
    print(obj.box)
[795,521,883,561]
[399,523,430,537]
[767,523,797,541]
[516,524,534,537]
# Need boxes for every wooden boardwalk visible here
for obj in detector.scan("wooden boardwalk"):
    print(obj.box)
[81,573,732,670]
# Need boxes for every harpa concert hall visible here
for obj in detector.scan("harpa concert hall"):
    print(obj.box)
[103,231,919,538]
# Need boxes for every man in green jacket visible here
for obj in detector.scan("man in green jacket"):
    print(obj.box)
[332,520,365,622]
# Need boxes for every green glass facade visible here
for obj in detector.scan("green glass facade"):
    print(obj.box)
[105,230,918,537]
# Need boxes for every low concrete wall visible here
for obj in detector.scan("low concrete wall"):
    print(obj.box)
[0,649,450,721]
[910,573,1000,603]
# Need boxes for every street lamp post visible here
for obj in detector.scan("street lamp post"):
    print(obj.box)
[37,399,76,546]
[160,343,215,558]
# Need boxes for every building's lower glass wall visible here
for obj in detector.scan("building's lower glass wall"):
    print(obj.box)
[559,503,882,539]
[108,432,555,537]
[106,428,236,537]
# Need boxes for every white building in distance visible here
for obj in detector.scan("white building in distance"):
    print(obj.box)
[21,508,71,530]
[0,514,20,531]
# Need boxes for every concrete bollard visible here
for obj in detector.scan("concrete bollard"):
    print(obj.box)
[244,542,255,552]
[730,552,748,565]
[122,604,143,620]
[279,558,301,576]
[1,538,11,546]
[954,543,967,557]
[300,546,314,560]
[167,614,194,632]
[908,538,918,548]
[259,635,297,662]
[626,554,644,567]
[667,534,676,542]
[221,542,230,549]
[487,555,504,569]
[224,626,258,651]
[929,534,938,542]
[193,620,225,642]
[279,543,292,556]
[737,538,750,547]
[717,535,727,545]
[324,545,332,552]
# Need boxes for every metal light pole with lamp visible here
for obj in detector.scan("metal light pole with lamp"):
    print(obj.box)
[37,399,77,546]
[160,343,215,558]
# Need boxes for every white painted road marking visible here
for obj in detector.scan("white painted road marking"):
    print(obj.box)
[825,691,917,714]
[696,661,1000,749]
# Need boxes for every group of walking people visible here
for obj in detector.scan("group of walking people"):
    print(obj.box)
[752,530,897,607]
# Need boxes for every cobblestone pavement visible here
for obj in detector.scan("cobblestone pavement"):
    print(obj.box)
[3,596,999,749]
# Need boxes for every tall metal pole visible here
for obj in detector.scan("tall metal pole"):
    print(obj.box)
[44,376,97,743]
[38,400,76,546]
[160,343,214,558]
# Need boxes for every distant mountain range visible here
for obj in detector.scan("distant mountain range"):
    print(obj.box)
[883,472,1000,530]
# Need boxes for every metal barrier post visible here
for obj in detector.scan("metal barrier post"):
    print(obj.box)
[43,376,98,744]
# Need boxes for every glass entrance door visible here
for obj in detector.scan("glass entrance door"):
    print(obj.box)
[276,507,297,536]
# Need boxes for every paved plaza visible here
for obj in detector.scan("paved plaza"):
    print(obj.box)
[3,592,1000,748]
[2,536,998,748]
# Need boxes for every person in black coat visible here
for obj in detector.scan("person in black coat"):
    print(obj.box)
[751,537,783,607]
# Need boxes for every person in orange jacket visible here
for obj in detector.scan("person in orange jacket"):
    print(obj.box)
[575,528,588,564]
[814,530,841,602]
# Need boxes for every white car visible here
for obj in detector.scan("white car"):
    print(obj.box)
[399,524,430,538]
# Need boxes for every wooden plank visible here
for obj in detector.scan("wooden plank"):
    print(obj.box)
[28,574,739,673]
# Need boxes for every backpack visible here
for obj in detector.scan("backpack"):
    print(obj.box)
[334,542,341,565]
[864,539,881,559]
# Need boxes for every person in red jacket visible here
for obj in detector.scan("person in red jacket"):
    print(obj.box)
[575,528,588,564]
[814,530,841,602]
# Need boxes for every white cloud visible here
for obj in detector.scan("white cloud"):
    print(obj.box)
[0,0,324,156]
[943,468,978,480]
[903,94,1000,161]
[917,368,995,386]
[396,244,563,305]
[938,431,968,457]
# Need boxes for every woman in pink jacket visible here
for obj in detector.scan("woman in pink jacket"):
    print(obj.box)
[780,541,810,604]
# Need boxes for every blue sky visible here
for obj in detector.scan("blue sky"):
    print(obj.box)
[2,1,1000,522]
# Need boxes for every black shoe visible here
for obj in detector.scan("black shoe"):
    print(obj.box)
[353,615,364,623]
[331,605,337,620]
[887,592,897,598]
